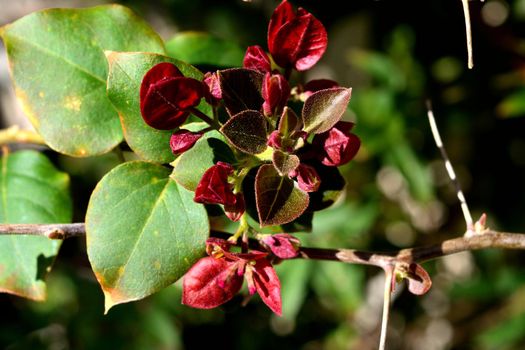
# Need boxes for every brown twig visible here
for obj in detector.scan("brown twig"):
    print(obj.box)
[1,223,524,267]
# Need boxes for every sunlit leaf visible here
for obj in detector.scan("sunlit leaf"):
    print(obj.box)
[0,5,164,156]
[86,161,209,312]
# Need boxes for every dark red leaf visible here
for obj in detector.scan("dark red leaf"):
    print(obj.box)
[277,107,302,138]
[268,3,327,71]
[140,62,183,102]
[252,259,282,315]
[262,72,290,117]
[255,164,309,226]
[243,45,272,73]
[313,121,360,166]
[182,257,243,309]
[261,234,300,259]
[406,263,432,296]
[220,110,268,154]
[194,162,237,206]
[302,87,352,134]
[169,130,203,155]
[219,68,264,117]
[140,77,205,130]
[272,150,300,176]
[224,193,245,222]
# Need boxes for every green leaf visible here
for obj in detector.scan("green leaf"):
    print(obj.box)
[166,31,245,68]
[171,130,236,191]
[220,110,268,154]
[0,150,72,300]
[302,88,352,134]
[255,164,309,227]
[85,161,209,312]
[106,51,209,163]
[0,5,164,156]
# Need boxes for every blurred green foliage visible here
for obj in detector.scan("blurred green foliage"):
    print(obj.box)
[1,0,525,349]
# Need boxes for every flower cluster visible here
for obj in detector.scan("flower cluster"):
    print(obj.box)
[139,0,361,314]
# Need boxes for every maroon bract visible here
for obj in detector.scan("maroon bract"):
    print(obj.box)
[262,72,290,117]
[183,239,282,315]
[243,45,272,73]
[313,121,361,166]
[267,0,327,71]
[261,233,300,259]
[302,79,339,98]
[182,256,244,309]
[203,71,222,103]
[194,162,237,206]
[291,163,321,192]
[140,62,205,130]
[169,130,203,155]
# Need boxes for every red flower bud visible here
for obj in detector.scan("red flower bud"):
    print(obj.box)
[262,72,290,117]
[267,0,327,71]
[261,233,300,259]
[169,130,203,155]
[267,130,283,150]
[313,121,361,166]
[140,62,205,130]
[290,163,321,192]
[224,193,245,222]
[194,162,237,206]
[243,45,272,73]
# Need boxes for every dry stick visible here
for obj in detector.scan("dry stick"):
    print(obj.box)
[1,223,524,265]
[0,126,46,145]
[427,101,474,231]
[461,0,474,69]
[378,266,394,350]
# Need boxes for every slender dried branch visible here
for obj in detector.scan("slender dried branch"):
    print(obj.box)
[461,0,474,69]
[427,101,474,230]
[0,126,46,146]
[1,223,524,267]
[0,223,86,239]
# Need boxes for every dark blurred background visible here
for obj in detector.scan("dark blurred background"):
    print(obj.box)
[1,0,525,349]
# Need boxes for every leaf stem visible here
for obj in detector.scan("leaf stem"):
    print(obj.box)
[190,107,219,129]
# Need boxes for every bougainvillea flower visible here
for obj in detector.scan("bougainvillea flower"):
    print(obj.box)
[224,193,245,222]
[262,72,290,117]
[260,234,300,259]
[312,121,361,166]
[182,238,282,315]
[290,163,321,192]
[267,130,283,150]
[243,45,272,73]
[140,62,205,130]
[194,162,237,206]
[169,130,203,155]
[267,0,327,71]
[203,71,222,103]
